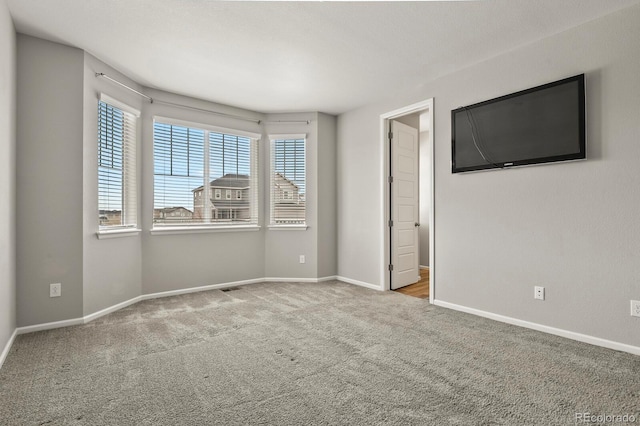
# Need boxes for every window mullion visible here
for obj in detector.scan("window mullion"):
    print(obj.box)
[203,130,211,223]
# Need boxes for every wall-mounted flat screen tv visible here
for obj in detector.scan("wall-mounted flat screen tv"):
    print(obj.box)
[451,74,586,173]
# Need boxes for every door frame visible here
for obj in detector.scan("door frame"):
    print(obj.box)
[380,98,434,303]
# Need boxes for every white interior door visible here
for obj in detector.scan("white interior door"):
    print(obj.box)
[391,120,420,290]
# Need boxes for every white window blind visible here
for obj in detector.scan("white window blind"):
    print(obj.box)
[98,98,138,230]
[153,120,259,227]
[270,135,306,226]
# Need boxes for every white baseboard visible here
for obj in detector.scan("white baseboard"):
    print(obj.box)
[16,317,84,335]
[0,328,18,370]
[433,299,640,356]
[419,265,429,269]
[141,278,265,301]
[83,295,143,323]
[335,276,383,291]
[263,276,338,283]
[12,277,349,338]
[264,277,320,283]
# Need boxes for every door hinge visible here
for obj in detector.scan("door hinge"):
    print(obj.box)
[388,220,393,227]
[388,176,393,183]
[388,264,394,271]
[388,131,393,140]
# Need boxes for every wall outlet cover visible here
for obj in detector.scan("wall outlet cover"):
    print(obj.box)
[50,283,61,298]
[534,286,545,301]
[631,300,640,317]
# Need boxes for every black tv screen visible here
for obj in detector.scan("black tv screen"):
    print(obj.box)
[451,74,586,173]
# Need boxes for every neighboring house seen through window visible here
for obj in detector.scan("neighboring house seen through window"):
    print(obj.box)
[269,135,306,226]
[153,119,259,227]
[98,95,139,231]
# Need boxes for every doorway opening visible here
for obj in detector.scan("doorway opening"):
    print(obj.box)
[380,99,434,303]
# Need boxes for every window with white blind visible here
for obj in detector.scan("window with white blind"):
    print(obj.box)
[270,134,306,227]
[98,95,138,231]
[153,118,259,229]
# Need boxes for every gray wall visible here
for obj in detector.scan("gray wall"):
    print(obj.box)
[141,107,337,289]
[337,5,640,348]
[82,53,143,316]
[337,102,382,286]
[141,88,266,294]
[16,35,84,326]
[317,113,337,278]
[263,113,319,279]
[12,34,338,327]
[0,0,16,351]
[393,113,419,129]
[15,37,146,324]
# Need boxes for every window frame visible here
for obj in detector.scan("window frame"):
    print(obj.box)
[268,134,307,230]
[151,116,261,234]
[96,93,140,238]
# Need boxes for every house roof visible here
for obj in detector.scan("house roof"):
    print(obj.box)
[275,172,299,190]
[154,207,193,214]
[192,174,250,192]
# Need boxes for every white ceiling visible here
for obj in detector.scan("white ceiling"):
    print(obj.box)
[7,0,640,115]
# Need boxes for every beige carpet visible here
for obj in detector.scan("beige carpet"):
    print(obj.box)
[0,281,638,425]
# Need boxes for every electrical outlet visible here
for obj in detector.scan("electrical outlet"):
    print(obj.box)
[299,255,305,264]
[631,300,640,317]
[534,286,545,301]
[50,283,61,298]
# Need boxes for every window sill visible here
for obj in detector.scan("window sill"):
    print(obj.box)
[268,225,308,231]
[96,228,141,239]
[150,225,261,235]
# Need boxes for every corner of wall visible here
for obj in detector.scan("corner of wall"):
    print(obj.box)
[82,52,144,317]
[0,0,17,363]
[16,34,84,326]
[316,113,338,278]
